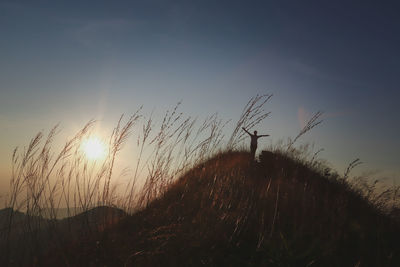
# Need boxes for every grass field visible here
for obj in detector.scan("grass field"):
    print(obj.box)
[1,96,399,266]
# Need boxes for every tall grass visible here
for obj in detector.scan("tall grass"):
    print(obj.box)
[1,95,272,265]
[1,94,399,266]
[65,149,398,266]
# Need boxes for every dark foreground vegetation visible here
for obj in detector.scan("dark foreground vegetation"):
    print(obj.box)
[1,96,399,266]
[16,150,397,266]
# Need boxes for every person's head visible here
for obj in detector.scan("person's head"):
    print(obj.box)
[254,130,257,135]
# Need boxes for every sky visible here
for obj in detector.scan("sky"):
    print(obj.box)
[1,0,400,200]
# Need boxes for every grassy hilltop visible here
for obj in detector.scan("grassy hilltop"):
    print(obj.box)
[39,150,400,266]
[1,96,399,266]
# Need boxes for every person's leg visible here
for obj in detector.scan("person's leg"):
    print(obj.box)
[250,145,256,160]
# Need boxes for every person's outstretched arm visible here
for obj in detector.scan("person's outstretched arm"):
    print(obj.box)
[259,134,270,137]
[242,127,251,135]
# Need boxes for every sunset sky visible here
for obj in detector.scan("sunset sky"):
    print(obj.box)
[1,1,399,199]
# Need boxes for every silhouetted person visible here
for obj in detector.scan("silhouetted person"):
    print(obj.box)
[242,127,269,160]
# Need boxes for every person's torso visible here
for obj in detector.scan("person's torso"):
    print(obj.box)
[251,135,258,146]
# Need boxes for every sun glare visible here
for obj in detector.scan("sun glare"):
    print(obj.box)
[82,136,107,160]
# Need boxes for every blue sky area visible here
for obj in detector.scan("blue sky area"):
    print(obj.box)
[1,0,399,196]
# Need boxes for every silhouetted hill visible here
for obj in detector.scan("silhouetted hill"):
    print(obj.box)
[0,208,26,226]
[38,207,85,219]
[0,206,126,234]
[0,206,126,266]
[0,207,48,236]
[59,206,126,231]
[40,151,400,266]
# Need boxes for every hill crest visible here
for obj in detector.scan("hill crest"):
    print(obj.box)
[40,150,400,266]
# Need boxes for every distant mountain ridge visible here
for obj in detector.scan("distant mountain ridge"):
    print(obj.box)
[0,205,127,266]
[0,205,126,229]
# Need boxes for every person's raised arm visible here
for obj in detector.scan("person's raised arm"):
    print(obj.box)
[242,127,251,135]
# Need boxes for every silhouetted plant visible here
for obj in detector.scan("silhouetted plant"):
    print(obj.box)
[287,111,323,151]
[227,94,272,150]
[2,96,399,267]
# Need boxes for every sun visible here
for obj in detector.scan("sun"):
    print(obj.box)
[82,136,107,160]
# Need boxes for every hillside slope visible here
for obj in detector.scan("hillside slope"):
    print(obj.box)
[43,151,399,266]
[0,206,126,266]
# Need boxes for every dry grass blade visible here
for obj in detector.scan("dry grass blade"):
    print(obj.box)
[227,94,272,150]
[287,111,323,151]
[344,158,362,180]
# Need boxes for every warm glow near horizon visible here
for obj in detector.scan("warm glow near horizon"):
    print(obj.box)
[82,136,107,161]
